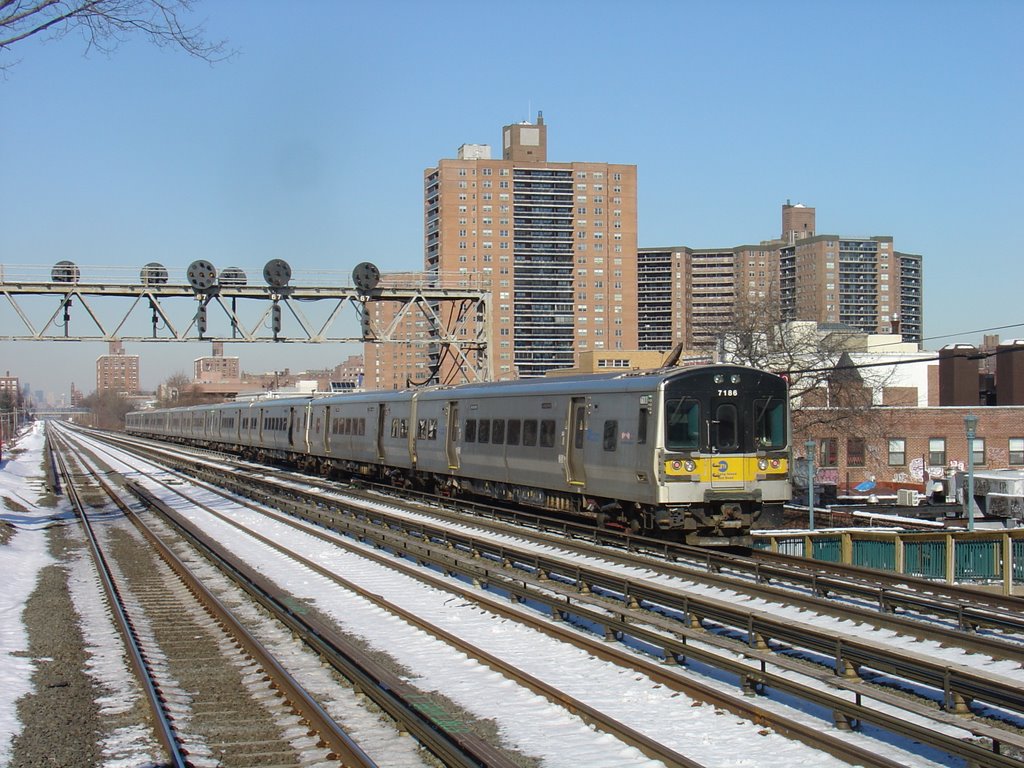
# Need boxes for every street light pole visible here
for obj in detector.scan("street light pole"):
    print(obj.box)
[964,413,978,532]
[805,439,816,531]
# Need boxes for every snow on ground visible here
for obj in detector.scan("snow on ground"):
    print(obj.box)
[0,422,74,765]
[77,433,956,768]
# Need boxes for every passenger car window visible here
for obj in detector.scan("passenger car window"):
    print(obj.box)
[523,420,538,446]
[603,420,617,451]
[464,419,476,443]
[540,419,556,448]
[506,419,521,446]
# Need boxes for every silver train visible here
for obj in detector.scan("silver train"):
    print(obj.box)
[126,364,791,546]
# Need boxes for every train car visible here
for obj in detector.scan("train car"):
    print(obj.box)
[126,364,790,546]
[408,365,789,545]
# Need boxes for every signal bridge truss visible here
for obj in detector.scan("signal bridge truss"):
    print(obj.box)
[0,261,492,381]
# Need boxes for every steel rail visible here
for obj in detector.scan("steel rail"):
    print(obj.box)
[95,424,1024,635]
[120,480,552,768]
[48,434,189,767]
[120,456,1013,768]
[74,434,1024,765]
[53,428,377,768]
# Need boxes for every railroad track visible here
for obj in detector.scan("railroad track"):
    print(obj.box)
[90,424,1024,640]
[49,431,375,768]
[66,423,1024,767]
[54,425,526,768]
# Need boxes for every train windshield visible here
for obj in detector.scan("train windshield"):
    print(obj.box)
[754,396,787,449]
[665,396,700,451]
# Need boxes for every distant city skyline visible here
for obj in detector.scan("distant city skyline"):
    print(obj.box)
[2,1,1022,398]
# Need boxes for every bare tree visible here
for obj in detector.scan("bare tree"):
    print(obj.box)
[1,0,228,64]
[157,371,210,406]
[714,292,898,437]
[80,389,134,429]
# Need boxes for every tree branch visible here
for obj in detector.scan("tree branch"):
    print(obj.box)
[1,0,229,64]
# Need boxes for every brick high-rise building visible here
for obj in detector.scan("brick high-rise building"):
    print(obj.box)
[193,341,240,384]
[96,341,140,394]
[421,113,638,383]
[639,203,923,352]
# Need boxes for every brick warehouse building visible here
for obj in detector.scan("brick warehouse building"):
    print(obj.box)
[799,339,1024,495]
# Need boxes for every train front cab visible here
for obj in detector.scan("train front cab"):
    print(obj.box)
[658,366,790,544]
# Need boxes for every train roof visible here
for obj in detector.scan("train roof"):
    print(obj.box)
[129,364,783,417]
[413,363,780,401]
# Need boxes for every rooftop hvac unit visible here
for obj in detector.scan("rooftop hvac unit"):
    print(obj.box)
[897,489,920,507]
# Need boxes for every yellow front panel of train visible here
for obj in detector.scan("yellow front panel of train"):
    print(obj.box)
[663,456,788,482]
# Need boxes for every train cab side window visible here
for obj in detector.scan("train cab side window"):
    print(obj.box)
[522,419,538,446]
[603,420,617,451]
[478,419,491,444]
[753,397,786,449]
[464,419,477,443]
[665,398,699,451]
[506,419,521,446]
[539,419,556,448]
[637,407,648,445]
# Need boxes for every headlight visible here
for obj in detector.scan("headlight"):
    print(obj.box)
[684,460,697,472]
[758,458,768,470]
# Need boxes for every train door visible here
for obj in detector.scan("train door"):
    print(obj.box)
[566,397,587,486]
[709,393,742,489]
[375,403,387,462]
[299,403,312,452]
[445,401,459,470]
[323,406,331,453]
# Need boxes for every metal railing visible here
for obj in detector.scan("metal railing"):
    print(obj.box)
[753,528,1024,594]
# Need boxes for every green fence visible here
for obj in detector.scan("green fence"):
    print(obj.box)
[753,528,1024,594]
[852,538,897,571]
[904,539,947,580]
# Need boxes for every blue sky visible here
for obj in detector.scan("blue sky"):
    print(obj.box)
[2,0,1022,400]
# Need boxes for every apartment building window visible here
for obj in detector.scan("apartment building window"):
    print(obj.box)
[888,438,906,465]
[928,438,946,467]
[818,438,838,467]
[1010,438,1024,465]
[968,437,985,466]
[847,437,865,467]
